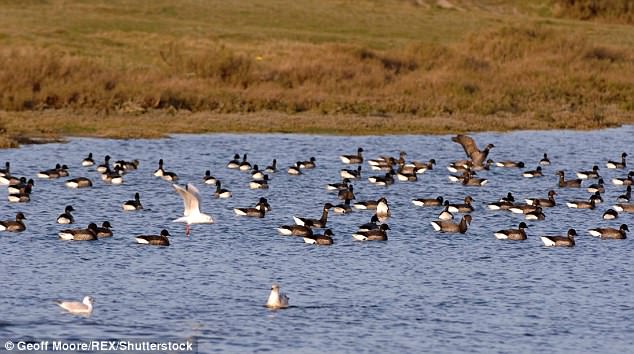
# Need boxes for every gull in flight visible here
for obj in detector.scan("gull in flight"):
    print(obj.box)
[56,296,94,315]
[173,183,213,235]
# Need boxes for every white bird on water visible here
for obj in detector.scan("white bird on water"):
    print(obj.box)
[173,183,214,235]
[265,284,289,309]
[56,296,94,315]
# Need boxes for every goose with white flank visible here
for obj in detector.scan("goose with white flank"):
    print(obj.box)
[340,147,364,164]
[487,192,515,210]
[437,201,454,220]
[0,161,10,176]
[340,166,362,179]
[81,153,95,167]
[8,185,31,203]
[299,157,316,169]
[56,296,94,316]
[203,170,217,185]
[447,160,472,173]
[447,196,474,213]
[587,178,605,193]
[590,191,604,204]
[135,229,171,246]
[494,222,528,240]
[613,203,634,213]
[173,183,214,235]
[327,178,351,191]
[338,184,355,201]
[405,159,436,173]
[368,171,395,186]
[606,152,627,169]
[96,221,113,238]
[540,229,576,247]
[576,165,601,179]
[396,168,417,182]
[376,197,390,220]
[495,160,525,168]
[448,171,474,183]
[277,224,313,237]
[254,197,271,212]
[238,154,252,172]
[122,193,143,211]
[353,199,380,210]
[557,170,582,188]
[0,173,20,185]
[226,154,241,169]
[249,175,269,189]
[56,206,75,224]
[431,215,472,234]
[287,162,302,175]
[7,177,33,194]
[539,153,551,165]
[59,223,98,241]
[101,166,124,185]
[293,203,333,228]
[0,212,26,232]
[412,196,444,207]
[96,155,111,173]
[265,284,289,309]
[65,177,93,189]
[113,159,139,171]
[357,214,380,232]
[37,163,69,179]
[510,200,541,214]
[588,224,628,240]
[303,229,334,245]
[611,171,634,186]
[603,209,619,220]
[352,223,390,241]
[617,186,631,202]
[523,166,543,178]
[332,198,353,214]
[525,207,546,220]
[452,134,495,168]
[234,198,270,217]
[265,159,277,173]
[462,175,488,186]
[251,165,265,180]
[213,181,232,199]
[153,159,165,177]
[566,197,596,209]
[526,190,557,207]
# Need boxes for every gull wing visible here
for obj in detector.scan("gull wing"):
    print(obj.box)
[173,183,201,216]
[452,134,480,160]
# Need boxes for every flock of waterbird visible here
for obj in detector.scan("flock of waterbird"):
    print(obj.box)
[1,134,632,312]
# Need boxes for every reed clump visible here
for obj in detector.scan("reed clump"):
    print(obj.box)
[553,0,634,24]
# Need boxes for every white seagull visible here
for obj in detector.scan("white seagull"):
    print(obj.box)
[56,296,94,315]
[265,284,289,309]
[173,183,214,235]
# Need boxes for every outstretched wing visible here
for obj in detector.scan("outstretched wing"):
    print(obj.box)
[452,135,480,159]
[173,184,201,216]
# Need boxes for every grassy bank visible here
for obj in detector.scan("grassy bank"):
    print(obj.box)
[1,0,633,146]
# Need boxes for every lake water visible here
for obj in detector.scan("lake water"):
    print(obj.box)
[1,127,632,353]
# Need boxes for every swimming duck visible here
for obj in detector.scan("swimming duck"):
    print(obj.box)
[238,154,252,172]
[265,284,289,309]
[59,223,98,241]
[96,155,111,173]
[293,203,333,228]
[135,229,171,246]
[540,229,576,247]
[340,166,362,179]
[340,147,364,164]
[303,229,334,245]
[588,224,628,240]
[65,177,93,188]
[412,196,444,207]
[277,224,313,237]
[539,153,551,165]
[522,166,543,178]
[603,209,618,220]
[447,196,474,213]
[494,222,528,240]
[299,157,316,169]
[213,181,232,198]
[352,223,390,241]
[576,165,601,179]
[203,170,217,185]
[617,186,631,202]
[557,171,582,188]
[265,159,277,173]
[0,212,26,232]
[525,190,557,207]
[96,221,113,238]
[81,153,95,167]
[56,205,75,224]
[226,153,241,169]
[249,175,270,189]
[495,160,525,168]
[122,193,143,211]
[606,152,627,169]
[430,215,472,234]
